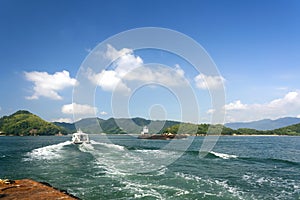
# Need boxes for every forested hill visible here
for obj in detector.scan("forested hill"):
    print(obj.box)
[269,123,300,135]
[226,117,300,130]
[163,123,300,136]
[55,117,180,135]
[1,110,300,136]
[0,110,68,136]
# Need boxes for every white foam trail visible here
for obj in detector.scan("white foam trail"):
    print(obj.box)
[210,151,238,159]
[175,172,244,199]
[90,140,125,151]
[25,141,72,161]
[79,142,94,152]
[81,141,179,175]
[214,180,244,199]
[123,179,189,199]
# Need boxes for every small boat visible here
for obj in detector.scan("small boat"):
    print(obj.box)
[141,126,149,135]
[72,129,90,144]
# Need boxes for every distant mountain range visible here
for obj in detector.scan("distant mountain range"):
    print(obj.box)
[1,110,300,136]
[225,117,300,130]
[54,117,180,135]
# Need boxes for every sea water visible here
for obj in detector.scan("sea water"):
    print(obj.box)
[0,135,299,199]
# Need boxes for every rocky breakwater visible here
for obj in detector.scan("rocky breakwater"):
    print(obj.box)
[0,179,79,199]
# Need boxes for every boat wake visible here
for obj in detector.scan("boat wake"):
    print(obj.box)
[209,151,238,159]
[78,140,179,175]
[198,151,238,160]
[24,141,72,161]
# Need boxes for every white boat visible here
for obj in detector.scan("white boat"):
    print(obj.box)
[72,129,90,144]
[141,126,149,134]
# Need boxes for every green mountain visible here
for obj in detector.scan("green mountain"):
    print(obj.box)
[163,123,239,135]
[55,117,180,134]
[225,117,300,130]
[164,122,300,136]
[3,110,298,136]
[53,121,76,133]
[268,123,300,136]
[54,116,300,136]
[0,110,68,136]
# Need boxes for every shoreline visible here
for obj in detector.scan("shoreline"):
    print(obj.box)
[1,134,299,137]
[0,179,79,199]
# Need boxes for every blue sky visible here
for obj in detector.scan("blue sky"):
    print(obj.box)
[0,0,300,123]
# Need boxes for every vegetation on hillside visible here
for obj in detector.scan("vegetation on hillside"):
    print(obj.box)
[1,110,300,136]
[0,110,68,136]
[57,117,180,134]
[162,123,300,136]
[267,123,300,135]
[162,123,239,135]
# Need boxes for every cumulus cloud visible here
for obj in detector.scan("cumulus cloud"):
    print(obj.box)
[100,111,108,115]
[87,68,130,93]
[24,70,77,100]
[224,100,247,111]
[124,64,187,86]
[223,91,300,122]
[194,73,225,90]
[206,109,215,114]
[61,103,97,115]
[51,118,74,123]
[87,45,187,94]
[104,44,133,61]
[174,64,185,77]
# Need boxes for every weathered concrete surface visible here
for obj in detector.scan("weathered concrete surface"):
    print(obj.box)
[0,179,79,200]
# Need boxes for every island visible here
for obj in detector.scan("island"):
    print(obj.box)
[0,110,68,136]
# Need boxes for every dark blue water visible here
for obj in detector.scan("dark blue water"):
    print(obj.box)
[0,135,299,199]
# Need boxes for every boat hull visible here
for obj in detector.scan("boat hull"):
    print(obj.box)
[137,134,187,140]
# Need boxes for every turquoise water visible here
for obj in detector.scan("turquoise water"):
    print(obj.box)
[0,135,299,199]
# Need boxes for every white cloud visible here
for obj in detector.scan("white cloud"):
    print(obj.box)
[25,70,77,100]
[223,91,300,122]
[104,44,133,61]
[194,73,225,90]
[100,111,108,115]
[206,109,215,114]
[86,45,143,94]
[87,45,187,94]
[124,65,187,86]
[52,118,74,123]
[61,103,97,115]
[174,64,185,77]
[224,100,247,111]
[87,68,130,93]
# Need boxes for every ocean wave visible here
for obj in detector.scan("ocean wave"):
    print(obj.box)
[242,172,300,199]
[174,172,245,199]
[122,179,189,199]
[196,151,238,159]
[91,140,125,151]
[24,141,72,161]
[78,142,94,152]
[209,151,238,159]
[240,157,300,166]
[78,141,181,174]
